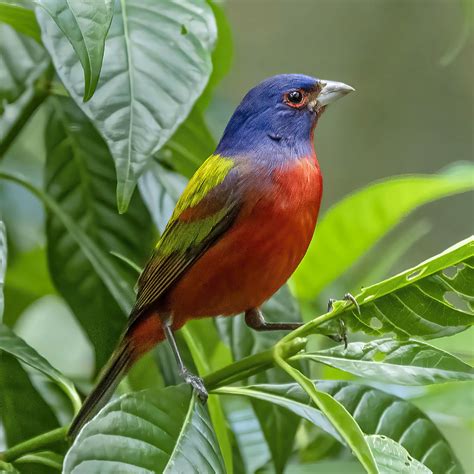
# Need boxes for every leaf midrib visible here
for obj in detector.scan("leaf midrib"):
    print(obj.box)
[162,394,195,473]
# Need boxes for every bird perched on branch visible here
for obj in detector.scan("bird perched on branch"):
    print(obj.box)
[69,74,355,439]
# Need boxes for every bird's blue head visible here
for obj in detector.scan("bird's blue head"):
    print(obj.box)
[216,74,354,162]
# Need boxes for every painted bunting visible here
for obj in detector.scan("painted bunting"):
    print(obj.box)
[69,74,354,438]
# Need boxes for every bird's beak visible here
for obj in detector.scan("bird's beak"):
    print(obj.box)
[315,80,355,107]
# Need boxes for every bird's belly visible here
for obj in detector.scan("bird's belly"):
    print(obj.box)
[165,208,317,321]
[164,158,322,324]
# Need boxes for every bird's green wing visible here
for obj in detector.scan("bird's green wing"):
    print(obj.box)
[129,154,240,323]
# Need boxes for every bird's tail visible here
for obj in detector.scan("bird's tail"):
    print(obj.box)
[68,339,134,440]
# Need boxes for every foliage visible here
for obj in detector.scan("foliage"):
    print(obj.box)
[0,2,473,474]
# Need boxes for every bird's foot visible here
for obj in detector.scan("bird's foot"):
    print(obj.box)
[326,293,360,349]
[181,368,208,403]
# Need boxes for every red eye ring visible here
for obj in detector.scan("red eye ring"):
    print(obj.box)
[284,89,308,109]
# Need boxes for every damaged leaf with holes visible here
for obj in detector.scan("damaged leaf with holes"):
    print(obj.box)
[332,238,474,340]
[299,338,474,385]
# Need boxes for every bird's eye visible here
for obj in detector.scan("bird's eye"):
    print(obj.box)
[285,89,307,108]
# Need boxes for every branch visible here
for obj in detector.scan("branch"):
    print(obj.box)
[0,427,68,463]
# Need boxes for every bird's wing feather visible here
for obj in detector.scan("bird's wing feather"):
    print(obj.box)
[128,155,240,325]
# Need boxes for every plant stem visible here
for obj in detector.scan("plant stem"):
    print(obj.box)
[205,337,307,389]
[0,427,68,463]
[0,65,53,159]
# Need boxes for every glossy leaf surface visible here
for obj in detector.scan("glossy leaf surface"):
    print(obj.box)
[300,339,474,385]
[37,0,217,211]
[63,385,225,473]
[36,0,114,101]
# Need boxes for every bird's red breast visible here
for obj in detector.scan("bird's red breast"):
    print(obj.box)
[161,154,323,327]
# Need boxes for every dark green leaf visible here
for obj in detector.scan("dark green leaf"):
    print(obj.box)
[0,323,81,411]
[0,460,20,473]
[340,237,473,340]
[300,339,474,385]
[276,362,378,474]
[0,353,59,446]
[35,0,114,101]
[216,286,303,473]
[138,161,187,234]
[269,460,364,474]
[293,165,474,301]
[182,323,234,474]
[44,97,154,369]
[214,384,341,443]
[156,106,216,178]
[0,1,41,42]
[0,23,49,142]
[2,247,55,327]
[223,380,462,474]
[366,435,431,474]
[0,220,5,319]
[320,381,462,474]
[37,0,217,211]
[225,399,270,473]
[63,385,225,473]
[14,450,63,471]
[346,220,432,296]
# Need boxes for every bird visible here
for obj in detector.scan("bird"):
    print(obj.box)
[68,74,354,439]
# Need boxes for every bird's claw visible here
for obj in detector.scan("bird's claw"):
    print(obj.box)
[182,369,208,404]
[343,293,360,315]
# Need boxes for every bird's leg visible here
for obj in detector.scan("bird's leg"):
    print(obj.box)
[326,293,359,349]
[161,317,208,403]
[245,307,303,331]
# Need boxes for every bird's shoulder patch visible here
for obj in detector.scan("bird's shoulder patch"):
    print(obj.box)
[169,154,234,223]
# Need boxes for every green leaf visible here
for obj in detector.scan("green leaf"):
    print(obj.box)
[0,352,59,447]
[0,23,49,145]
[2,247,55,327]
[366,435,431,474]
[37,0,217,212]
[214,384,342,443]
[0,169,136,367]
[319,380,462,474]
[182,323,233,474]
[44,97,154,369]
[138,161,187,234]
[63,385,225,473]
[0,460,20,473]
[340,237,474,340]
[156,106,216,178]
[223,399,270,473]
[222,381,462,474]
[275,360,379,474]
[347,220,432,296]
[0,323,81,411]
[0,1,41,42]
[35,0,114,101]
[216,286,304,473]
[272,460,364,474]
[0,224,62,448]
[14,450,63,471]
[0,220,6,319]
[299,339,474,385]
[293,165,474,300]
